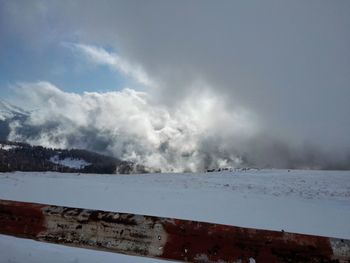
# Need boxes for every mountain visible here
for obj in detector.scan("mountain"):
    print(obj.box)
[0,99,29,140]
[0,101,155,174]
[0,140,149,174]
[0,99,29,120]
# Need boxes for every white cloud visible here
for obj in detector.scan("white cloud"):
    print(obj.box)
[65,43,155,87]
[9,81,258,172]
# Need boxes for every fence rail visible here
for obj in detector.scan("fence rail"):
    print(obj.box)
[0,199,349,262]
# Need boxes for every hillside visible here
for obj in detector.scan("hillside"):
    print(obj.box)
[0,141,148,174]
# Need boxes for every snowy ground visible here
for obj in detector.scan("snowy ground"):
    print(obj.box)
[0,169,349,263]
[49,156,91,169]
[0,144,19,151]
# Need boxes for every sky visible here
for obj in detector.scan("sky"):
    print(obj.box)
[0,0,350,171]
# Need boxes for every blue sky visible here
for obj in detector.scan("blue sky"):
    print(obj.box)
[0,39,128,99]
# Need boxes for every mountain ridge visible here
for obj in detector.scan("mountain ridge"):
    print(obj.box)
[0,140,150,174]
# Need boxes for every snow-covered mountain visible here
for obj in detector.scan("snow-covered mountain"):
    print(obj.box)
[0,99,29,140]
[0,99,28,121]
[0,101,151,174]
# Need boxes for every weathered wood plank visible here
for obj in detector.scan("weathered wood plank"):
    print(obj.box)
[0,199,349,262]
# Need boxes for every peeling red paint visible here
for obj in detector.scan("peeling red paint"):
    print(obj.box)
[0,200,47,238]
[161,219,336,262]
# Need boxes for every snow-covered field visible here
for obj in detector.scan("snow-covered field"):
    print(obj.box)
[0,169,349,263]
[49,155,91,169]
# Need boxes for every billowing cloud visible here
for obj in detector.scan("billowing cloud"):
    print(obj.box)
[9,81,258,172]
[9,80,350,171]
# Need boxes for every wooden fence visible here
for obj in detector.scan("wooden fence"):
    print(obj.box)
[0,199,349,262]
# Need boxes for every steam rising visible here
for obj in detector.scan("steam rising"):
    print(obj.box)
[9,81,350,172]
[9,81,258,172]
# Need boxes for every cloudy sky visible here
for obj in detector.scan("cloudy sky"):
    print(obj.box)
[1,0,350,171]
